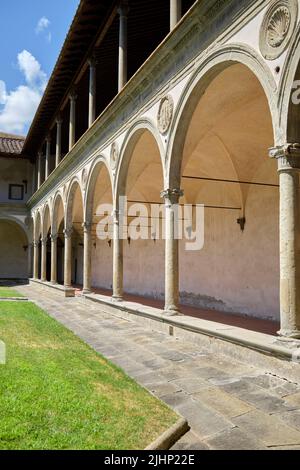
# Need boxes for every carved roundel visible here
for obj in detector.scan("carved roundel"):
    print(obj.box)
[110,142,119,170]
[81,168,88,190]
[259,0,298,60]
[157,95,174,134]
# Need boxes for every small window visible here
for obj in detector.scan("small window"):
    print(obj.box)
[9,184,24,201]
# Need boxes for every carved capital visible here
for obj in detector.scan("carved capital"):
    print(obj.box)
[33,241,39,248]
[88,55,97,68]
[41,237,48,246]
[117,0,129,17]
[50,233,58,243]
[82,222,92,233]
[161,188,184,205]
[269,143,300,172]
[46,134,51,144]
[69,89,78,102]
[56,115,63,126]
[63,227,73,239]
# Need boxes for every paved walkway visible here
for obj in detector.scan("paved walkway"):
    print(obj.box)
[16,284,300,450]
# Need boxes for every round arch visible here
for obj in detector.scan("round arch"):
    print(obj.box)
[115,118,166,204]
[0,217,29,279]
[52,191,65,235]
[42,203,52,238]
[65,177,84,228]
[278,24,300,142]
[166,44,279,187]
[85,157,113,223]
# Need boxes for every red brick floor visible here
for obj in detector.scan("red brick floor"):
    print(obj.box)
[73,285,280,336]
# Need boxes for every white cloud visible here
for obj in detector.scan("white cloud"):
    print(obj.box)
[35,17,52,43]
[17,50,47,89]
[0,50,47,134]
[0,81,7,105]
[35,16,50,34]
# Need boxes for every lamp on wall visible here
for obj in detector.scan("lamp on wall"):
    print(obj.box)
[237,217,246,232]
[23,245,28,252]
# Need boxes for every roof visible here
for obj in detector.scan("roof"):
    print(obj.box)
[0,133,25,156]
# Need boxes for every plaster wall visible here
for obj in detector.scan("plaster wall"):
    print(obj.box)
[0,158,33,204]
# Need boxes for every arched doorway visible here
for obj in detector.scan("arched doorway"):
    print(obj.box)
[116,125,165,305]
[65,180,84,288]
[85,160,113,293]
[52,193,65,285]
[0,218,29,279]
[170,62,278,323]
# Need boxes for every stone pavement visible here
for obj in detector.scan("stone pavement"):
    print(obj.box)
[16,284,300,450]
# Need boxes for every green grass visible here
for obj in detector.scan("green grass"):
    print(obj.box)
[0,302,177,450]
[0,287,23,298]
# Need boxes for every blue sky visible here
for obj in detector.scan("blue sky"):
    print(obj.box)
[0,0,79,135]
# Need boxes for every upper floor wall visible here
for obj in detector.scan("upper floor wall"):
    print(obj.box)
[0,157,33,205]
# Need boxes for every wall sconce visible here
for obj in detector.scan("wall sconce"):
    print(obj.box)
[108,239,112,248]
[93,242,97,249]
[237,217,246,232]
[127,236,131,245]
[23,245,28,252]
[152,233,156,243]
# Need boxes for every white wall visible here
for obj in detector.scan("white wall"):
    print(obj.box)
[0,158,33,204]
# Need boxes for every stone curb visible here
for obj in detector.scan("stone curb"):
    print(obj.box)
[145,418,190,450]
[0,297,28,301]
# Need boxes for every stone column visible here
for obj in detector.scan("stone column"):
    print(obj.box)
[37,152,42,189]
[161,188,184,315]
[82,222,92,294]
[88,58,97,127]
[55,116,62,167]
[45,135,51,179]
[41,237,47,282]
[118,1,129,92]
[170,0,182,30]
[112,209,123,301]
[63,227,73,288]
[50,234,58,284]
[33,241,39,279]
[69,91,77,151]
[270,144,300,339]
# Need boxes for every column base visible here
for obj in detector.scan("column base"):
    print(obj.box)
[163,307,183,317]
[112,295,123,303]
[277,329,300,340]
[50,281,58,286]
[82,288,92,295]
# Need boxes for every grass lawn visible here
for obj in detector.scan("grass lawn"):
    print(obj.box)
[0,301,177,450]
[0,287,23,298]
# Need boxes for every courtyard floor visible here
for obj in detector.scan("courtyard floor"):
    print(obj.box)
[15,283,300,450]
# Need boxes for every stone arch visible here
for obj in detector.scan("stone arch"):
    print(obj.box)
[166,44,279,188]
[65,177,84,229]
[164,44,279,322]
[85,157,113,223]
[115,118,165,204]
[42,203,51,238]
[52,191,65,235]
[278,24,300,142]
[0,216,29,279]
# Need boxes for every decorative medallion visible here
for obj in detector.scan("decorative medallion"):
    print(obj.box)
[157,95,174,134]
[260,0,297,60]
[81,168,88,190]
[110,142,119,170]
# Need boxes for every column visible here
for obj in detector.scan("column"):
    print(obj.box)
[50,234,58,284]
[88,58,97,127]
[63,227,73,288]
[170,0,182,31]
[112,209,123,301]
[82,222,92,294]
[41,237,47,282]
[270,144,300,338]
[33,241,39,279]
[45,135,51,179]
[69,91,77,151]
[37,152,42,189]
[118,1,129,92]
[55,116,62,167]
[161,188,184,315]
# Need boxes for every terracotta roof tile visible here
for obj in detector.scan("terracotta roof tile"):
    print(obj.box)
[0,133,25,155]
